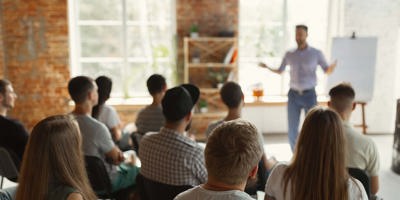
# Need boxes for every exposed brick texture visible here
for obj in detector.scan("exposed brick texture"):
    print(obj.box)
[1,0,70,130]
[176,0,238,83]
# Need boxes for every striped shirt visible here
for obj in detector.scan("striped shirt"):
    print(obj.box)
[139,127,207,186]
[135,105,165,135]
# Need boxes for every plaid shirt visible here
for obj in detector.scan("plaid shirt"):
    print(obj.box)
[139,127,207,186]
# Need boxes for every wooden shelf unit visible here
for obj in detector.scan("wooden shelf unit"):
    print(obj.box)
[183,37,238,85]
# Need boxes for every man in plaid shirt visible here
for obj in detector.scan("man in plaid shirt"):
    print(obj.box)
[139,84,207,186]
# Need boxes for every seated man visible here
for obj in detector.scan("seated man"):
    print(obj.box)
[328,83,380,195]
[205,82,277,180]
[68,76,138,192]
[175,119,264,200]
[135,74,167,135]
[0,79,29,169]
[139,84,207,186]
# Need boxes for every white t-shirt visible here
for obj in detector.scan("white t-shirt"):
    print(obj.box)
[174,186,254,200]
[98,104,121,129]
[265,164,368,200]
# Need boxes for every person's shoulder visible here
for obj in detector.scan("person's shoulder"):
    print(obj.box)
[66,193,83,200]
[102,104,117,113]
[308,46,323,54]
[348,178,368,199]
[174,186,200,200]
[269,162,289,177]
[0,116,28,134]
[77,115,109,132]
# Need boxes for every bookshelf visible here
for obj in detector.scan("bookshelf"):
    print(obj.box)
[184,37,238,112]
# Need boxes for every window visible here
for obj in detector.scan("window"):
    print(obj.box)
[239,0,330,97]
[69,0,176,98]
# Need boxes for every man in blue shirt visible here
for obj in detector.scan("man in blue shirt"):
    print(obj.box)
[259,25,337,151]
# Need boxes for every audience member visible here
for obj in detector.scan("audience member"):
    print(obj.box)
[265,107,368,200]
[139,84,207,186]
[92,76,122,142]
[0,79,29,168]
[205,82,277,177]
[68,76,139,192]
[15,115,97,200]
[175,119,264,200]
[328,83,380,195]
[135,74,166,135]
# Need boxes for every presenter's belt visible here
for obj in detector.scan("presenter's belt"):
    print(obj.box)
[290,88,315,95]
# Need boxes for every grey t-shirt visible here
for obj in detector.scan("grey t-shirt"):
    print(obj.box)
[174,186,254,200]
[73,114,117,179]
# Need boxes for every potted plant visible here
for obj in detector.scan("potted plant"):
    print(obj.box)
[198,99,208,113]
[190,24,199,38]
[208,68,228,88]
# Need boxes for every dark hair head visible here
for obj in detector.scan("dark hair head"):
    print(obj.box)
[220,82,243,109]
[68,76,95,104]
[296,24,308,33]
[92,76,112,119]
[329,83,355,113]
[0,79,11,96]
[147,74,166,95]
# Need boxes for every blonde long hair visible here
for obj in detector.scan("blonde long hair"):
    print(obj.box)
[283,107,349,200]
[16,115,96,200]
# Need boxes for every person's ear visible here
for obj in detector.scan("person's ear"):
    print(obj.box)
[352,102,356,111]
[249,165,259,180]
[327,101,331,108]
[185,111,192,122]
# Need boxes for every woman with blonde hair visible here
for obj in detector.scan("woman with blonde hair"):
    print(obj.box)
[265,107,368,200]
[15,115,97,200]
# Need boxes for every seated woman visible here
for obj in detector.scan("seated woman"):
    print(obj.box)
[15,115,97,200]
[92,76,122,142]
[265,107,368,200]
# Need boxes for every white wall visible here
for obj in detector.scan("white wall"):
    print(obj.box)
[343,0,400,133]
[243,0,400,134]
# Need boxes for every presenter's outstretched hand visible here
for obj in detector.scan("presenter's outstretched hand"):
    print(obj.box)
[258,62,268,68]
[326,60,338,75]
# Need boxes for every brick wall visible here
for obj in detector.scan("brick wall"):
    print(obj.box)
[176,0,238,83]
[0,3,4,78]
[1,0,70,130]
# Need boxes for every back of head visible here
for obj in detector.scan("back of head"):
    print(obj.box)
[284,107,348,200]
[329,83,355,114]
[162,84,199,122]
[147,74,166,95]
[68,76,94,104]
[0,79,11,96]
[95,76,112,105]
[220,82,243,109]
[92,76,112,119]
[16,115,96,200]
[205,119,263,185]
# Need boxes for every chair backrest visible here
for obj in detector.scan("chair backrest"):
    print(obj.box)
[348,167,371,199]
[84,156,112,197]
[136,173,192,200]
[0,147,19,183]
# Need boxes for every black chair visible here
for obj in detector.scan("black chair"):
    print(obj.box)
[245,160,268,196]
[0,148,19,189]
[348,167,371,199]
[135,173,192,200]
[84,156,134,200]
